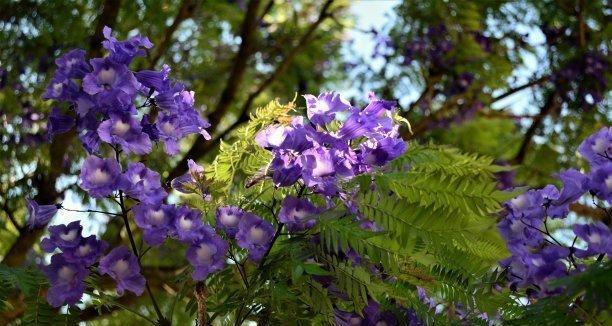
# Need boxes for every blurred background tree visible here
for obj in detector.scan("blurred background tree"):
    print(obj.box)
[0,0,609,324]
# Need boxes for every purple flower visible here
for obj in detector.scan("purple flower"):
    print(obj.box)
[135,64,171,92]
[156,110,211,155]
[79,156,123,198]
[254,125,289,149]
[43,73,79,101]
[99,246,146,296]
[133,203,177,246]
[278,197,321,232]
[25,198,59,229]
[548,169,588,217]
[98,113,152,155]
[43,254,88,307]
[41,221,83,253]
[334,309,364,326]
[236,212,274,262]
[578,127,611,168]
[359,137,406,167]
[186,226,229,280]
[303,92,352,126]
[82,57,139,106]
[54,49,91,79]
[171,159,210,200]
[120,162,167,204]
[505,190,545,220]
[363,300,398,326]
[588,163,612,202]
[102,26,153,65]
[216,206,244,237]
[62,235,108,266]
[173,206,205,243]
[573,222,612,258]
[47,107,75,138]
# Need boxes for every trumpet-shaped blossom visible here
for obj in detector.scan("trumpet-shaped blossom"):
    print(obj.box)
[98,113,152,155]
[303,91,352,126]
[133,203,177,246]
[578,127,611,167]
[236,212,274,262]
[43,254,89,307]
[135,64,171,92]
[121,162,167,204]
[43,74,79,101]
[547,169,588,217]
[588,163,612,202]
[278,197,321,232]
[173,206,206,243]
[47,107,75,138]
[186,226,229,280]
[82,57,139,106]
[79,156,123,198]
[215,206,244,237]
[99,246,146,296]
[572,222,612,258]
[171,159,210,200]
[25,198,59,229]
[102,26,153,65]
[54,49,91,79]
[62,235,108,266]
[41,221,83,252]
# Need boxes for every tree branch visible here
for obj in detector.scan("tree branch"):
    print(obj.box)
[165,0,336,184]
[510,90,562,165]
[148,0,199,69]
[490,75,550,104]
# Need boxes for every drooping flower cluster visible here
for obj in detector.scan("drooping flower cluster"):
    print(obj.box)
[255,91,406,196]
[40,221,110,306]
[215,206,275,262]
[43,26,210,155]
[499,127,612,297]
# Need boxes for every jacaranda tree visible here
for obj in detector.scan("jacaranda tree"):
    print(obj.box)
[0,0,610,325]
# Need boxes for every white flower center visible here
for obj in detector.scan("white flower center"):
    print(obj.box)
[588,233,602,245]
[510,195,527,209]
[161,121,175,134]
[77,244,91,256]
[292,208,309,220]
[149,209,165,224]
[220,212,239,227]
[592,138,606,154]
[98,68,116,85]
[179,217,193,230]
[112,259,130,276]
[605,175,612,191]
[312,154,334,177]
[90,168,111,185]
[53,83,63,95]
[112,120,131,136]
[268,127,287,147]
[196,244,216,263]
[248,227,266,243]
[60,229,78,241]
[58,266,75,281]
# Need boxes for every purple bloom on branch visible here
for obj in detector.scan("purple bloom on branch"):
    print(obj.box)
[279,196,321,232]
[102,26,153,65]
[548,169,588,217]
[303,91,352,126]
[120,162,167,204]
[133,203,177,246]
[99,246,146,296]
[98,113,152,155]
[236,212,274,262]
[186,225,229,280]
[578,127,611,168]
[215,206,244,237]
[41,221,83,252]
[79,156,123,198]
[588,163,612,202]
[173,206,206,243]
[54,49,91,79]
[135,64,171,92]
[43,254,89,307]
[47,107,75,139]
[62,235,108,266]
[572,222,612,258]
[82,58,139,106]
[25,198,59,229]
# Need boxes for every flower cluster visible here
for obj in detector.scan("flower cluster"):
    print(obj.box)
[554,51,609,108]
[43,26,210,155]
[255,91,406,196]
[40,221,110,306]
[499,127,612,297]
